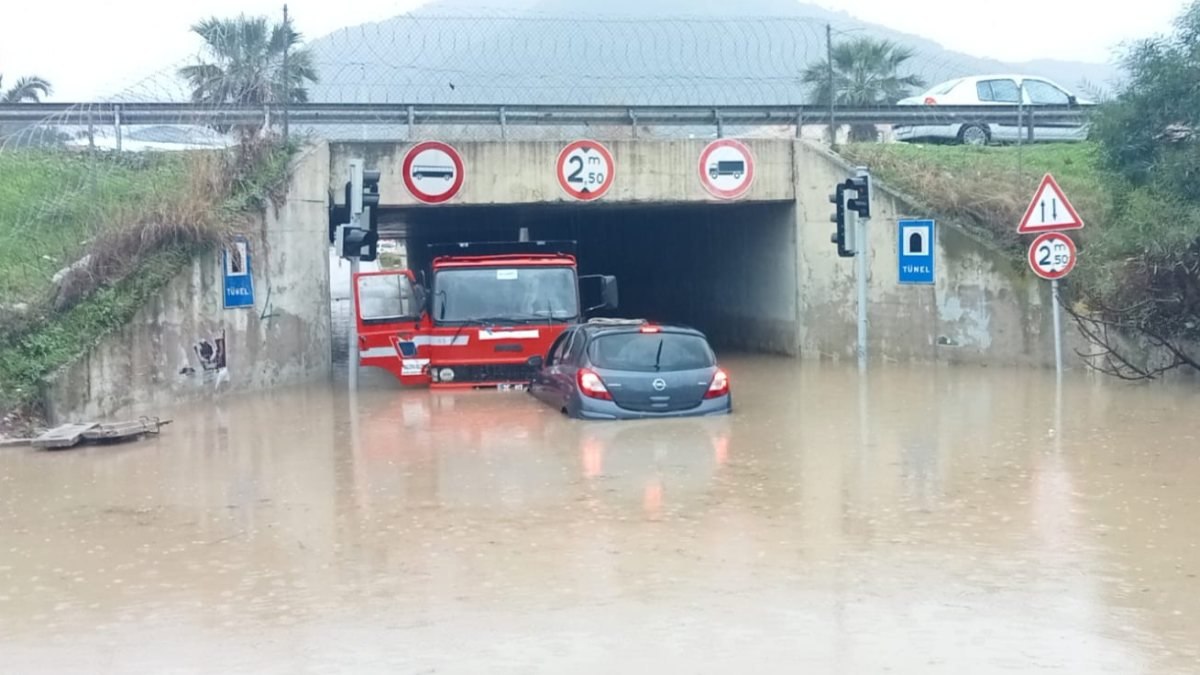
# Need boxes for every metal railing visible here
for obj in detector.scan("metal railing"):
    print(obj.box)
[0,102,1088,130]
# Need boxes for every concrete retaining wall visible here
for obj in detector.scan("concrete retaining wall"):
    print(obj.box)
[793,141,1059,367]
[42,145,333,423]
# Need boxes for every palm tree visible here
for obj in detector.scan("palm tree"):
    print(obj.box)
[178,15,318,107]
[0,75,53,103]
[803,37,925,142]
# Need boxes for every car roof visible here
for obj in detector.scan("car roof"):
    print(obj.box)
[938,74,1069,88]
[575,318,708,339]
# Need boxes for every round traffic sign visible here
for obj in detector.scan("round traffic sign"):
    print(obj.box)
[698,139,755,200]
[1027,232,1078,280]
[557,140,615,201]
[402,141,464,204]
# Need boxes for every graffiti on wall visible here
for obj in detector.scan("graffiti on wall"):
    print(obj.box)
[179,329,229,388]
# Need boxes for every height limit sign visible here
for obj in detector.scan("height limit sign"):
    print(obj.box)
[557,140,615,201]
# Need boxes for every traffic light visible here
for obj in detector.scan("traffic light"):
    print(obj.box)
[336,224,375,260]
[330,162,382,260]
[358,206,379,262]
[362,170,380,210]
[328,188,349,244]
[829,182,855,258]
[846,173,870,219]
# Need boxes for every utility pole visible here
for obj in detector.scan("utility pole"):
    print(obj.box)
[826,24,836,147]
[281,4,290,144]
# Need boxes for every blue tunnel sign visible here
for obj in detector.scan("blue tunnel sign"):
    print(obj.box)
[898,219,935,285]
[223,236,255,308]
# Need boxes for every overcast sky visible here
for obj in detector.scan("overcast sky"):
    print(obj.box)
[0,0,1187,100]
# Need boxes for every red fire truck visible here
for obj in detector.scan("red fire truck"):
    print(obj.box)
[353,241,618,389]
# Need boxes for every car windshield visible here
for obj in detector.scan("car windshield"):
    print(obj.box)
[589,332,715,372]
[433,266,578,324]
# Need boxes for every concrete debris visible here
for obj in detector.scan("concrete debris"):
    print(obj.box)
[29,417,171,450]
[51,254,92,284]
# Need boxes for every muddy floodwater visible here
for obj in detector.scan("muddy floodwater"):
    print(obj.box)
[3,357,1200,673]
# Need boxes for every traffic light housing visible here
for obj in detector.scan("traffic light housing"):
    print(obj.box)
[336,224,375,260]
[829,182,854,258]
[362,170,380,209]
[329,166,382,260]
[328,188,349,244]
[846,173,870,219]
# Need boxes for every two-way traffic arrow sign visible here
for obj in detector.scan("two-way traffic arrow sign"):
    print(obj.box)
[1018,173,1084,234]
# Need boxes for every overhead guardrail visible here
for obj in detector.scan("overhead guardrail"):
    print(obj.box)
[0,102,1090,127]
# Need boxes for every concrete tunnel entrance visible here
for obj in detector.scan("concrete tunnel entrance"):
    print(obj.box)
[381,201,799,354]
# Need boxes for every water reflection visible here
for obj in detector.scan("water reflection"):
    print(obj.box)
[1,358,1198,673]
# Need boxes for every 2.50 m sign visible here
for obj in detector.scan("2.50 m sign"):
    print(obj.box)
[1027,232,1077,280]
[557,140,615,201]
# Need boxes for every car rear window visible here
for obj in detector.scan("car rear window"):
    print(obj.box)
[588,333,715,372]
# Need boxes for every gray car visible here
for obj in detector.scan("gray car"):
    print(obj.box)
[529,319,732,420]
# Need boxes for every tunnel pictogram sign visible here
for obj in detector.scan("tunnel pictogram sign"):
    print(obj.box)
[402,141,465,204]
[698,139,755,200]
[557,140,615,201]
[898,219,935,285]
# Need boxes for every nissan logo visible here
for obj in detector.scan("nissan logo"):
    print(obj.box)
[652,378,667,392]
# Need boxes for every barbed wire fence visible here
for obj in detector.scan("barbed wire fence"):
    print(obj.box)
[1,11,1108,147]
[0,11,1107,307]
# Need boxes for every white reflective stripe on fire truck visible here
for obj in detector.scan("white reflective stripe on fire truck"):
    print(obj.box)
[478,329,540,340]
[360,335,471,359]
[415,335,471,346]
[360,347,399,359]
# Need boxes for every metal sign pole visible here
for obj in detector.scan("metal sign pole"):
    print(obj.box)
[349,256,359,390]
[854,166,871,371]
[347,159,364,390]
[856,211,868,371]
[1051,278,1063,380]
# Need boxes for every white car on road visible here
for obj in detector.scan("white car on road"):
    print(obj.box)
[893,75,1093,145]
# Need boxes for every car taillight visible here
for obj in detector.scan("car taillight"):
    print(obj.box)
[923,96,938,105]
[577,368,612,400]
[705,369,730,398]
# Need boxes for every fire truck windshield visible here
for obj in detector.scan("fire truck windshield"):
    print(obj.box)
[432,266,578,324]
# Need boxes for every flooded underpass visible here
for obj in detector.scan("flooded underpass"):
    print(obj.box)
[3,358,1200,673]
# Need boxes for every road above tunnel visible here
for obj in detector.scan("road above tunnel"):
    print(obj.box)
[2,359,1198,673]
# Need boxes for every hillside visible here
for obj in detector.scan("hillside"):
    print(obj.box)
[0,141,293,431]
[305,0,1119,106]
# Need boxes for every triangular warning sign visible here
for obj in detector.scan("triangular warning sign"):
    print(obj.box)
[1018,174,1084,233]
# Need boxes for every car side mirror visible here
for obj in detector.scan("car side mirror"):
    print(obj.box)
[1067,95,1078,106]
[527,355,545,369]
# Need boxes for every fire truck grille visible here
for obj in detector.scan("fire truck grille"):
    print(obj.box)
[441,364,534,384]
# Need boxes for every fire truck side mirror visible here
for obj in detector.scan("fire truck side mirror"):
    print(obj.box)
[600,275,619,310]
[580,274,619,314]
[412,283,428,313]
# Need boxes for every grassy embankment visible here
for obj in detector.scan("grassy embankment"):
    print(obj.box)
[840,142,1109,252]
[0,140,294,424]
[838,142,1200,308]
[839,141,1200,379]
